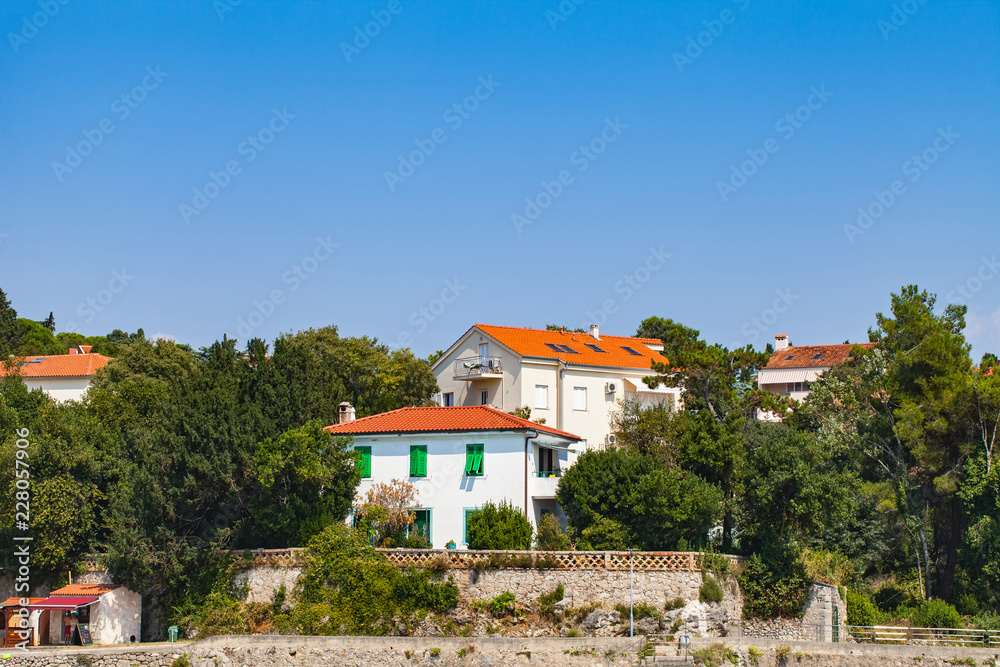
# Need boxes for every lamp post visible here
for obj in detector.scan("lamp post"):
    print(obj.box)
[628,548,636,637]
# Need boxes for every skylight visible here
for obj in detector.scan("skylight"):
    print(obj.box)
[811,353,824,360]
[545,343,564,353]
[621,346,642,356]
[558,344,579,354]
[585,343,606,353]
[785,355,795,360]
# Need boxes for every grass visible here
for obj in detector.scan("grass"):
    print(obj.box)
[614,601,662,621]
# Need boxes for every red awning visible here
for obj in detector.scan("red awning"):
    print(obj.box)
[27,596,99,610]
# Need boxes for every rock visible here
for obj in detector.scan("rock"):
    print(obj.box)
[634,616,662,636]
[581,609,622,636]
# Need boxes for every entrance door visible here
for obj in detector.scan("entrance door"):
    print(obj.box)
[479,343,488,366]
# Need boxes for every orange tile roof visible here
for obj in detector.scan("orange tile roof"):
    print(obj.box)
[0,353,110,379]
[764,342,876,369]
[0,597,45,607]
[474,324,667,370]
[50,583,120,596]
[325,405,582,441]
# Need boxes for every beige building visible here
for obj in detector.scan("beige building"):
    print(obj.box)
[431,324,680,449]
[758,333,875,403]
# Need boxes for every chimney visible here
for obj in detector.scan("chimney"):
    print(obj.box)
[775,334,790,351]
[79,345,92,354]
[68,348,78,355]
[589,324,600,340]
[338,402,356,424]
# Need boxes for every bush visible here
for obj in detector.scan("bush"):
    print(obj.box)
[739,551,809,619]
[697,551,731,577]
[699,575,724,604]
[466,500,532,550]
[534,513,571,551]
[690,643,738,667]
[845,590,884,627]
[537,583,565,621]
[664,596,686,611]
[800,549,854,586]
[578,516,633,550]
[614,602,661,620]
[911,599,962,629]
[472,591,517,618]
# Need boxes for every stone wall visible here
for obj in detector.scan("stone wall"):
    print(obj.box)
[233,565,302,604]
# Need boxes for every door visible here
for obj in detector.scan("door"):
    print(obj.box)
[479,343,488,366]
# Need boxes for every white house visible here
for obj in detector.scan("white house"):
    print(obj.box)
[325,405,583,548]
[758,334,876,404]
[19,583,142,646]
[0,346,110,402]
[430,324,679,449]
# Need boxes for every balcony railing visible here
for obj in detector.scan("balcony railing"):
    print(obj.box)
[535,470,563,477]
[453,356,503,379]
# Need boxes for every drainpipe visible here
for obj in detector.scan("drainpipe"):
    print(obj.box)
[556,359,566,431]
[524,430,538,520]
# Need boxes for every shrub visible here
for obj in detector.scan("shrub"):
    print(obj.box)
[800,549,854,586]
[739,551,809,619]
[697,551,731,577]
[566,628,582,637]
[775,644,791,660]
[578,516,633,550]
[472,591,517,618]
[429,647,440,657]
[912,599,962,629]
[170,657,192,667]
[748,646,762,665]
[690,643,738,667]
[700,576,724,604]
[466,500,532,550]
[846,590,884,627]
[664,596,686,611]
[534,512,571,551]
[537,582,565,621]
[614,602,661,620]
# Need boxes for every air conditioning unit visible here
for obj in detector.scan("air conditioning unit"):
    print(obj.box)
[605,381,618,394]
[605,433,618,446]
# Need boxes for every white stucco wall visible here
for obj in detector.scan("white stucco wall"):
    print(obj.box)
[22,378,91,403]
[352,431,575,548]
[91,588,141,645]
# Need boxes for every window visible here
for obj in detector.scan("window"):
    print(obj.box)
[410,509,431,542]
[584,343,606,353]
[481,389,489,405]
[479,343,489,363]
[785,355,795,360]
[355,446,372,478]
[465,444,484,476]
[621,346,642,356]
[442,392,454,406]
[534,384,548,409]
[545,343,564,353]
[409,445,427,477]
[463,507,479,545]
[811,353,824,360]
[786,382,805,393]
[538,447,560,476]
[558,344,578,354]
[573,386,587,411]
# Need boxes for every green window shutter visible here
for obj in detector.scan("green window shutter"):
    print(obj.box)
[356,446,372,478]
[410,445,427,477]
[466,444,484,476]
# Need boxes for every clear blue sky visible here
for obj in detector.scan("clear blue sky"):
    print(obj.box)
[2,0,998,361]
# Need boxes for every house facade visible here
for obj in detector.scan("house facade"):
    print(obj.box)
[0,346,110,402]
[7,583,142,646]
[758,334,876,403]
[325,405,582,549]
[430,324,679,449]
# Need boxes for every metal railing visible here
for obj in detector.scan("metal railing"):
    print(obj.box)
[718,619,1000,647]
[535,469,563,477]
[452,356,503,378]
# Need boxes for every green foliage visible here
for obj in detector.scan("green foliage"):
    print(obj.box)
[614,601,661,620]
[537,582,565,620]
[14,318,64,355]
[699,576,724,603]
[739,551,810,619]
[747,646,762,665]
[775,645,791,660]
[697,551,731,578]
[250,421,360,547]
[0,289,19,357]
[556,447,722,550]
[911,599,962,629]
[483,591,516,618]
[170,657,191,667]
[800,549,855,586]
[466,500,532,550]
[534,512,570,551]
[846,590,885,626]
[690,643,738,666]
[664,596,686,611]
[429,647,441,657]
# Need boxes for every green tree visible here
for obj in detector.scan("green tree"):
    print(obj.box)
[41,312,55,332]
[466,500,533,550]
[534,513,571,551]
[14,319,63,356]
[249,421,360,547]
[0,289,19,357]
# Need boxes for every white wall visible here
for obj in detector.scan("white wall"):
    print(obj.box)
[91,588,141,645]
[352,431,574,548]
[23,378,91,403]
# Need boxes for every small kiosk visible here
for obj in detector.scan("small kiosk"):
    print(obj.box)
[0,598,48,647]
[28,584,141,646]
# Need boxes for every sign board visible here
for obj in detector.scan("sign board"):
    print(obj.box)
[78,624,92,645]
[681,635,691,646]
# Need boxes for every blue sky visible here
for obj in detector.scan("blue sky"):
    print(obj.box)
[1,0,998,361]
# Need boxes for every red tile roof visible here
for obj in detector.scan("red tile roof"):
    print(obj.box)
[50,583,120,596]
[0,597,45,607]
[0,353,110,379]
[764,342,876,369]
[325,405,582,441]
[474,324,667,370]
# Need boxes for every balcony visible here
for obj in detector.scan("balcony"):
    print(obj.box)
[530,470,561,498]
[452,356,503,381]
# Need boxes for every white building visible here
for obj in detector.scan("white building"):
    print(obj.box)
[758,334,875,403]
[431,324,680,449]
[325,405,583,548]
[0,346,110,402]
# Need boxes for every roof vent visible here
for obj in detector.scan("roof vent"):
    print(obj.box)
[775,334,790,351]
[338,402,356,424]
[589,324,600,340]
